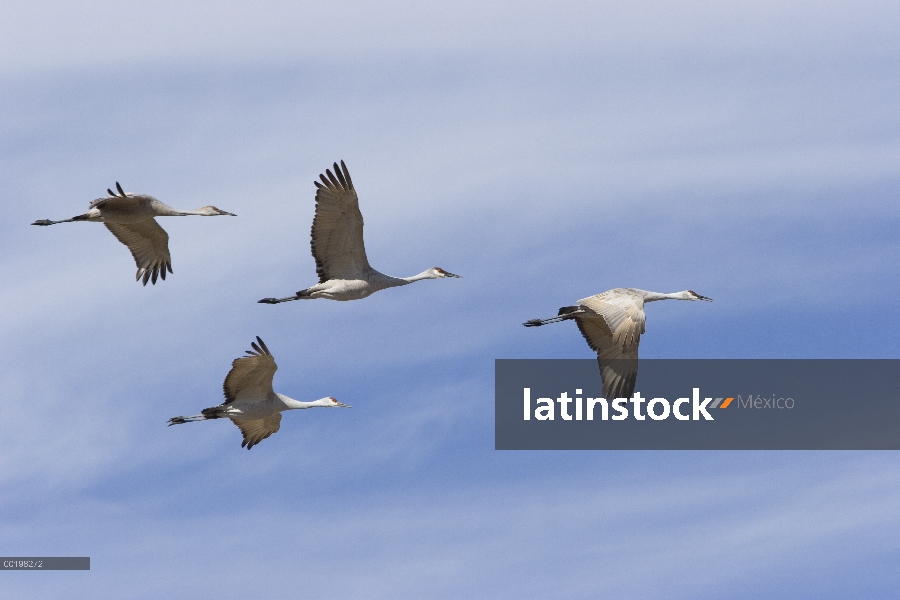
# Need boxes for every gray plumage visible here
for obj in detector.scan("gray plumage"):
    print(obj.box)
[32,183,235,285]
[525,288,712,399]
[167,337,350,449]
[258,161,459,303]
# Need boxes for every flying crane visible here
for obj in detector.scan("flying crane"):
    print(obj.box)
[168,337,350,449]
[32,182,235,285]
[525,288,712,399]
[259,161,459,303]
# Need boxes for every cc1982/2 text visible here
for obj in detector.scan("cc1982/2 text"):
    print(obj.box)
[3,560,43,568]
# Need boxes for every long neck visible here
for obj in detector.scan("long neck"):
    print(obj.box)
[400,270,438,283]
[164,207,211,216]
[277,394,329,410]
[367,271,412,289]
[367,269,435,291]
[640,290,690,303]
[151,199,210,216]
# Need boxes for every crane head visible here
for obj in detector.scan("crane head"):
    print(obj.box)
[687,290,713,301]
[430,267,461,278]
[326,397,352,408]
[199,206,237,216]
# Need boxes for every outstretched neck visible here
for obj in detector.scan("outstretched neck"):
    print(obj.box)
[370,267,456,290]
[277,394,331,410]
[151,199,221,217]
[401,270,439,283]
[641,290,692,302]
[380,267,457,287]
[161,207,213,216]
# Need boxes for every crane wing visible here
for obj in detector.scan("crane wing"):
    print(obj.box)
[310,161,371,282]
[90,194,141,211]
[104,220,172,285]
[577,291,646,347]
[231,414,282,449]
[574,316,640,400]
[574,291,646,400]
[223,337,277,405]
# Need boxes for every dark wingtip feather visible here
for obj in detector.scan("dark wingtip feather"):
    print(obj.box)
[333,162,348,188]
[107,188,115,197]
[325,168,341,188]
[341,161,354,190]
[116,181,125,196]
[256,337,271,355]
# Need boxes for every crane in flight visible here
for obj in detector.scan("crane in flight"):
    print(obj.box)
[32,182,235,285]
[168,336,350,449]
[524,288,712,400]
[258,161,460,303]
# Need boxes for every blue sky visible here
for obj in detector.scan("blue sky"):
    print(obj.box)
[2,1,900,597]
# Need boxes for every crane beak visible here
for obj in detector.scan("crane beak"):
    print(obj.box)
[335,402,352,408]
[221,211,237,216]
[697,295,713,302]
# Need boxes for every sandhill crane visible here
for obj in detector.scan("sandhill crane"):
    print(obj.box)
[258,161,460,303]
[524,288,712,400]
[168,336,350,449]
[32,182,235,285]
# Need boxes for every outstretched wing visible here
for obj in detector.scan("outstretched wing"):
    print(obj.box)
[104,219,173,285]
[574,290,646,400]
[230,414,282,449]
[573,316,639,400]
[222,337,277,405]
[310,161,371,282]
[577,291,646,348]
